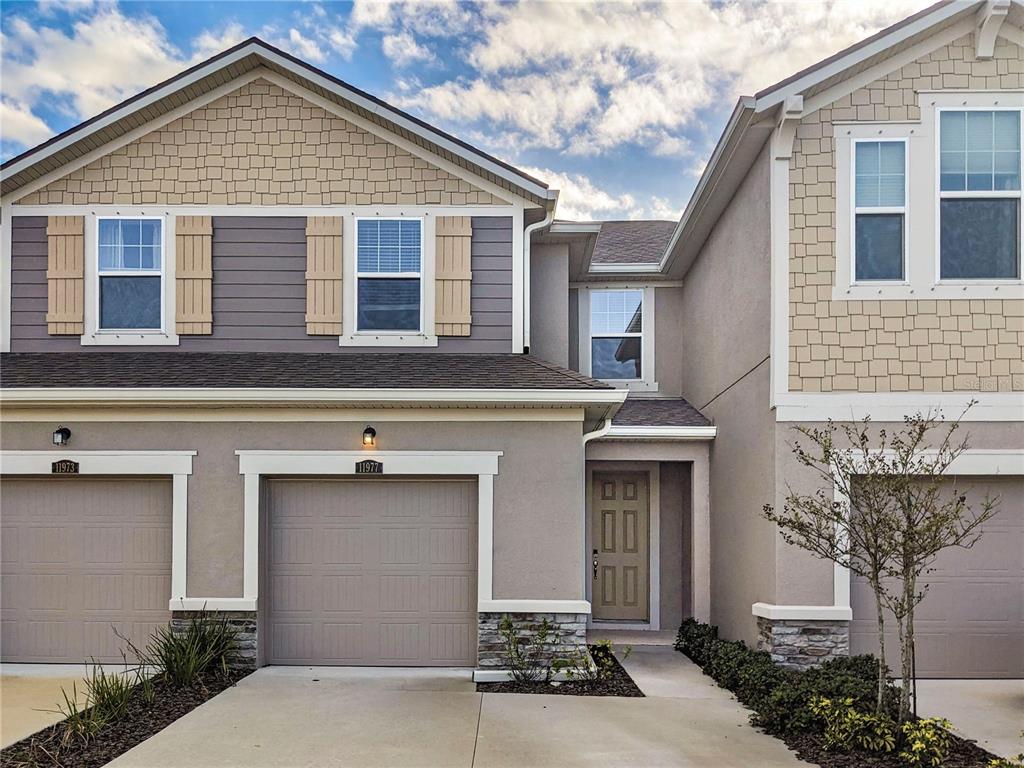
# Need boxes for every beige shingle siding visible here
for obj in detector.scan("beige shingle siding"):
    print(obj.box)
[175,216,213,334]
[15,79,508,207]
[305,216,344,335]
[45,216,85,335]
[435,216,473,336]
[788,34,1024,394]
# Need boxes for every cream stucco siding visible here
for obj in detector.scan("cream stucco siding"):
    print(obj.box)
[15,79,506,207]
[0,416,585,602]
[788,34,1024,394]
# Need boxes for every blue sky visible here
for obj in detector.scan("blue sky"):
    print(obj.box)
[0,0,929,220]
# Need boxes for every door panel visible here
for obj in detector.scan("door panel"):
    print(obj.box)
[591,472,649,621]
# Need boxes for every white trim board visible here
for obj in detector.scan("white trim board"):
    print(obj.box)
[774,392,1024,422]
[233,449,503,614]
[0,450,196,614]
[755,447,1024,622]
[602,425,718,441]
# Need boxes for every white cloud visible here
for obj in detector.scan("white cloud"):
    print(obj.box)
[381,31,434,67]
[282,28,326,63]
[351,0,474,36]
[521,165,678,222]
[0,99,54,146]
[327,27,358,59]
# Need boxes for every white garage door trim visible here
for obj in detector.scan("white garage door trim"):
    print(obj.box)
[0,450,195,609]
[753,448,1024,621]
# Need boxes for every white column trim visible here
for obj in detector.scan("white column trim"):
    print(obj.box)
[0,450,196,612]
[1,202,12,352]
[232,449,502,614]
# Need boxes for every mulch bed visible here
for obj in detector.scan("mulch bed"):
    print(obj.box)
[475,644,644,697]
[783,730,1003,768]
[1,669,250,768]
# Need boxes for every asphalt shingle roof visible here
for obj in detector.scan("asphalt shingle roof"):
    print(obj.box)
[0,353,612,390]
[613,398,711,427]
[591,220,676,265]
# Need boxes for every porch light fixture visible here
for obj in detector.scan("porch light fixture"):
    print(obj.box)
[52,425,72,446]
[362,426,377,446]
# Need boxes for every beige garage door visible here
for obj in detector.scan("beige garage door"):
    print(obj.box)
[851,476,1023,678]
[1,477,172,663]
[266,479,477,666]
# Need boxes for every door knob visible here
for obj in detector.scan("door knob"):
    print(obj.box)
[592,548,599,579]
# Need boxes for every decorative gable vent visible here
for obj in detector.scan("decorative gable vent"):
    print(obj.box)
[434,216,472,336]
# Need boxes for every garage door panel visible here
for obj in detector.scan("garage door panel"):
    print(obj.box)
[267,479,477,666]
[0,477,173,663]
[850,476,1023,678]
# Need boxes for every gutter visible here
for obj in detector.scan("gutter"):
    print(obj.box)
[522,208,556,353]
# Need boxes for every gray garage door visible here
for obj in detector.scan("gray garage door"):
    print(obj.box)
[266,479,477,666]
[1,477,172,663]
[851,476,1023,678]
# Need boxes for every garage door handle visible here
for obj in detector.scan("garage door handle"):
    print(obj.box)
[592,549,599,579]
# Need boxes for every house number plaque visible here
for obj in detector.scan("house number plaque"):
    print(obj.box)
[51,459,80,475]
[355,459,383,475]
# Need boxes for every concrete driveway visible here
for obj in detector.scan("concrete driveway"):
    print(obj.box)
[107,646,806,768]
[916,679,1024,760]
[0,664,86,748]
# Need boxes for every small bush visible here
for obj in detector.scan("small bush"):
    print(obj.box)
[499,614,552,683]
[675,618,719,667]
[51,681,106,747]
[551,638,630,683]
[810,695,895,753]
[84,661,135,721]
[899,718,953,768]
[124,612,237,687]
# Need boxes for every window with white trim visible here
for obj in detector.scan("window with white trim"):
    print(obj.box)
[853,140,906,281]
[589,289,643,380]
[97,217,164,330]
[938,109,1021,280]
[356,219,422,332]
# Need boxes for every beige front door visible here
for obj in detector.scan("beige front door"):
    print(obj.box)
[591,472,649,621]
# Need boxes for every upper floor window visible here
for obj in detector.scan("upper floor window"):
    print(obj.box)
[356,219,422,332]
[939,109,1021,280]
[854,140,906,281]
[97,217,163,330]
[590,289,643,380]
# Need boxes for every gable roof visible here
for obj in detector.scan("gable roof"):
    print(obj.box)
[0,37,556,207]
[591,220,677,265]
[661,0,1014,277]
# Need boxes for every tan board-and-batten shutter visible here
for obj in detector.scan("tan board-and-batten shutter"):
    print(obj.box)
[175,216,213,335]
[46,216,85,335]
[305,216,343,335]
[434,216,472,336]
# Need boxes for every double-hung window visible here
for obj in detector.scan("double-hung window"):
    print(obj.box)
[853,140,907,281]
[589,289,643,380]
[356,219,422,332]
[97,217,163,330]
[939,109,1022,280]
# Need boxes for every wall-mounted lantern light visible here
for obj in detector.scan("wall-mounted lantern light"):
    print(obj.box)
[362,426,377,447]
[52,425,72,446]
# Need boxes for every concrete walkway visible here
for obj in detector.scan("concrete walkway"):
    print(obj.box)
[0,664,87,748]
[916,679,1024,760]
[108,647,806,768]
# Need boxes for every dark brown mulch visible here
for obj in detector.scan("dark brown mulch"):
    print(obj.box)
[783,730,1002,768]
[0,669,250,768]
[475,644,644,697]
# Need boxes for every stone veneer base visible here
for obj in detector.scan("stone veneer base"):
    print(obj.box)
[171,610,258,669]
[477,612,589,669]
[756,616,850,671]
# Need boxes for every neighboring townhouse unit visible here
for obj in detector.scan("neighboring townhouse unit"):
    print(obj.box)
[0,0,1021,681]
[0,39,713,674]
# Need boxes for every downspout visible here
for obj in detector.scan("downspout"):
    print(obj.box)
[580,414,613,615]
[522,209,555,354]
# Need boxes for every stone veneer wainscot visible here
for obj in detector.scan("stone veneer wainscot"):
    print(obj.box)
[477,612,589,670]
[756,616,850,671]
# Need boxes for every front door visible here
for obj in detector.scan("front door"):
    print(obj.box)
[591,472,649,622]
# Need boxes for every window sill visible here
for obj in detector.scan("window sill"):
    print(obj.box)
[831,282,1024,301]
[340,333,439,348]
[81,331,180,346]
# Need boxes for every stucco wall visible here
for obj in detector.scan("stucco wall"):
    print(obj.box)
[653,286,685,396]
[659,461,690,628]
[0,415,585,601]
[788,34,1024,393]
[678,143,773,646]
[15,79,505,207]
[529,243,569,367]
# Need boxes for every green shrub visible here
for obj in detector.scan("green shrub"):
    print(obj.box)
[51,681,106,747]
[899,718,953,767]
[499,614,552,683]
[810,695,896,753]
[128,613,237,687]
[83,661,135,721]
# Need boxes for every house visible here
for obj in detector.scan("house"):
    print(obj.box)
[0,0,1021,680]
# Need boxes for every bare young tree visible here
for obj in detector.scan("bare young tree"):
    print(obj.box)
[763,406,998,721]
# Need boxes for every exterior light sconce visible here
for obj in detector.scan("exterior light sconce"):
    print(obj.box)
[52,425,72,446]
[362,426,377,447]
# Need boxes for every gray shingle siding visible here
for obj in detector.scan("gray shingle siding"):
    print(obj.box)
[8,215,513,353]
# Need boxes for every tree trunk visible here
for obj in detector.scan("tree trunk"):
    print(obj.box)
[872,580,888,715]
[900,576,917,722]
